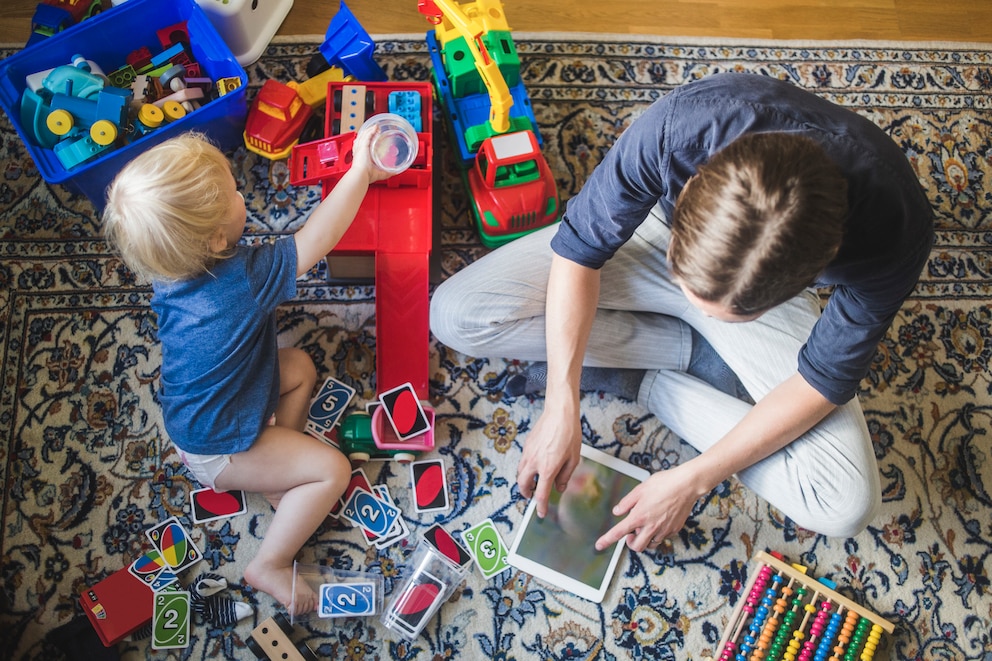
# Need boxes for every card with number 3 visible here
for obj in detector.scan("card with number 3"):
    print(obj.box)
[461,518,510,578]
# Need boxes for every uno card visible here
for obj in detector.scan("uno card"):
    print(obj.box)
[128,548,178,592]
[145,516,201,573]
[332,467,374,519]
[373,485,410,549]
[190,487,247,524]
[341,487,401,540]
[151,589,190,650]
[378,383,430,440]
[318,582,377,618]
[306,376,357,444]
[384,570,447,637]
[422,524,472,570]
[410,458,449,513]
[461,519,510,578]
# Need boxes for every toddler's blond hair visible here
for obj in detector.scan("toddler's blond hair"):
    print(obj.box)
[103,132,237,282]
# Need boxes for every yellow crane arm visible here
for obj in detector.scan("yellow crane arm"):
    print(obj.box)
[429,0,513,134]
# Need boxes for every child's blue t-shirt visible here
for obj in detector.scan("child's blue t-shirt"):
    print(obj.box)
[151,236,298,454]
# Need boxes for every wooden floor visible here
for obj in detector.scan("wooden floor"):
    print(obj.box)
[1,0,990,45]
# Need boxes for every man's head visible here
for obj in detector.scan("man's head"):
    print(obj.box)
[668,132,848,317]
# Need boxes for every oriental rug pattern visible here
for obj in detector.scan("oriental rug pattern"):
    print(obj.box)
[0,34,990,660]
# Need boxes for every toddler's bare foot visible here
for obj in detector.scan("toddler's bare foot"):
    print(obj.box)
[244,559,316,615]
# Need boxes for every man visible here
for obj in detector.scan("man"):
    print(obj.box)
[430,72,933,551]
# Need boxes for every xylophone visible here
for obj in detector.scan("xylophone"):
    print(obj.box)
[714,550,895,661]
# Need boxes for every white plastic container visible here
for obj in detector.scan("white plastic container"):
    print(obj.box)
[362,113,419,175]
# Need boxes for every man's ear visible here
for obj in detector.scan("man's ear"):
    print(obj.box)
[208,227,227,253]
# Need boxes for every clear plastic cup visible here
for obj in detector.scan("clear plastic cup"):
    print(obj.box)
[362,113,418,175]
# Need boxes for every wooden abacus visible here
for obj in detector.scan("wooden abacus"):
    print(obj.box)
[715,550,895,661]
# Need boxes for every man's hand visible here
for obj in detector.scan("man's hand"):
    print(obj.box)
[516,403,582,518]
[594,463,705,553]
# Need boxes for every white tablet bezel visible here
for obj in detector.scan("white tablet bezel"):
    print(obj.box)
[507,444,650,603]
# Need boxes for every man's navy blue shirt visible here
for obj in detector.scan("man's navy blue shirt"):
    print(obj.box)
[551,72,933,405]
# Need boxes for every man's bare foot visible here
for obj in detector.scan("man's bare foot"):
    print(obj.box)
[244,559,316,615]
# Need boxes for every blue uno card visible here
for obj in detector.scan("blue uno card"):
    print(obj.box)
[341,488,400,539]
[305,377,356,444]
[318,582,377,618]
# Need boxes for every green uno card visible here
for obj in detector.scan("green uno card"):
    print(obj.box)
[461,518,509,579]
[152,589,190,650]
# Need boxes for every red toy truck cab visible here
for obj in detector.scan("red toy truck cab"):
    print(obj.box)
[466,129,558,248]
[243,79,313,160]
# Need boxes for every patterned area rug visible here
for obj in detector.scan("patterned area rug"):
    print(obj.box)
[1,34,990,660]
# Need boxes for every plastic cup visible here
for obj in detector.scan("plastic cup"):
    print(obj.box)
[362,113,418,175]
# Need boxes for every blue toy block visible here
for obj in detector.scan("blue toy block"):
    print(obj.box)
[318,1,386,82]
[388,91,422,132]
[53,133,113,170]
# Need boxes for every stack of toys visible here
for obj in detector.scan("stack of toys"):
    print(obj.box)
[19,20,239,172]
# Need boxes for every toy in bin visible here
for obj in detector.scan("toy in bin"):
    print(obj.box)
[0,0,248,206]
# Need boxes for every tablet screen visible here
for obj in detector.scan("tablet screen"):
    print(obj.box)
[507,444,649,602]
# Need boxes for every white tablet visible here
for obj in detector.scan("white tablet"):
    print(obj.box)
[507,444,650,603]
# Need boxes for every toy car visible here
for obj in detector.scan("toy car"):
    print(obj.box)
[27,0,104,46]
[336,408,434,465]
[243,79,315,160]
[466,130,559,247]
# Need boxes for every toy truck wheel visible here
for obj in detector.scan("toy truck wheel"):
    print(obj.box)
[297,641,319,661]
[245,636,265,658]
[394,452,417,464]
[46,109,74,136]
[273,612,294,636]
[90,119,118,146]
[138,104,164,129]
[162,100,186,122]
[348,451,370,465]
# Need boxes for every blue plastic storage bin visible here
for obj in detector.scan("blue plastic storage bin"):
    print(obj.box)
[0,0,248,207]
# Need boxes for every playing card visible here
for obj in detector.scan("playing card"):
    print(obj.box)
[383,570,447,637]
[341,487,401,540]
[306,376,357,444]
[332,467,374,519]
[461,519,510,578]
[410,458,449,513]
[318,582,377,618]
[373,485,410,549]
[378,382,430,440]
[145,517,201,573]
[422,523,472,570]
[190,488,247,524]
[151,589,190,650]
[127,548,179,592]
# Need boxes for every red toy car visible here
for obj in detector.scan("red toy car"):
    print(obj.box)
[243,79,313,160]
[466,130,559,247]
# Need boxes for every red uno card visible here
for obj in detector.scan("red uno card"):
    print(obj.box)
[190,488,247,524]
[384,570,447,637]
[421,524,472,569]
[378,383,430,441]
[410,458,449,513]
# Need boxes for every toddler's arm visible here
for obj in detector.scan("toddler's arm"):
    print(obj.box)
[294,127,390,275]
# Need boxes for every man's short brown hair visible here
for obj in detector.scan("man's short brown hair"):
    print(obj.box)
[668,132,848,315]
